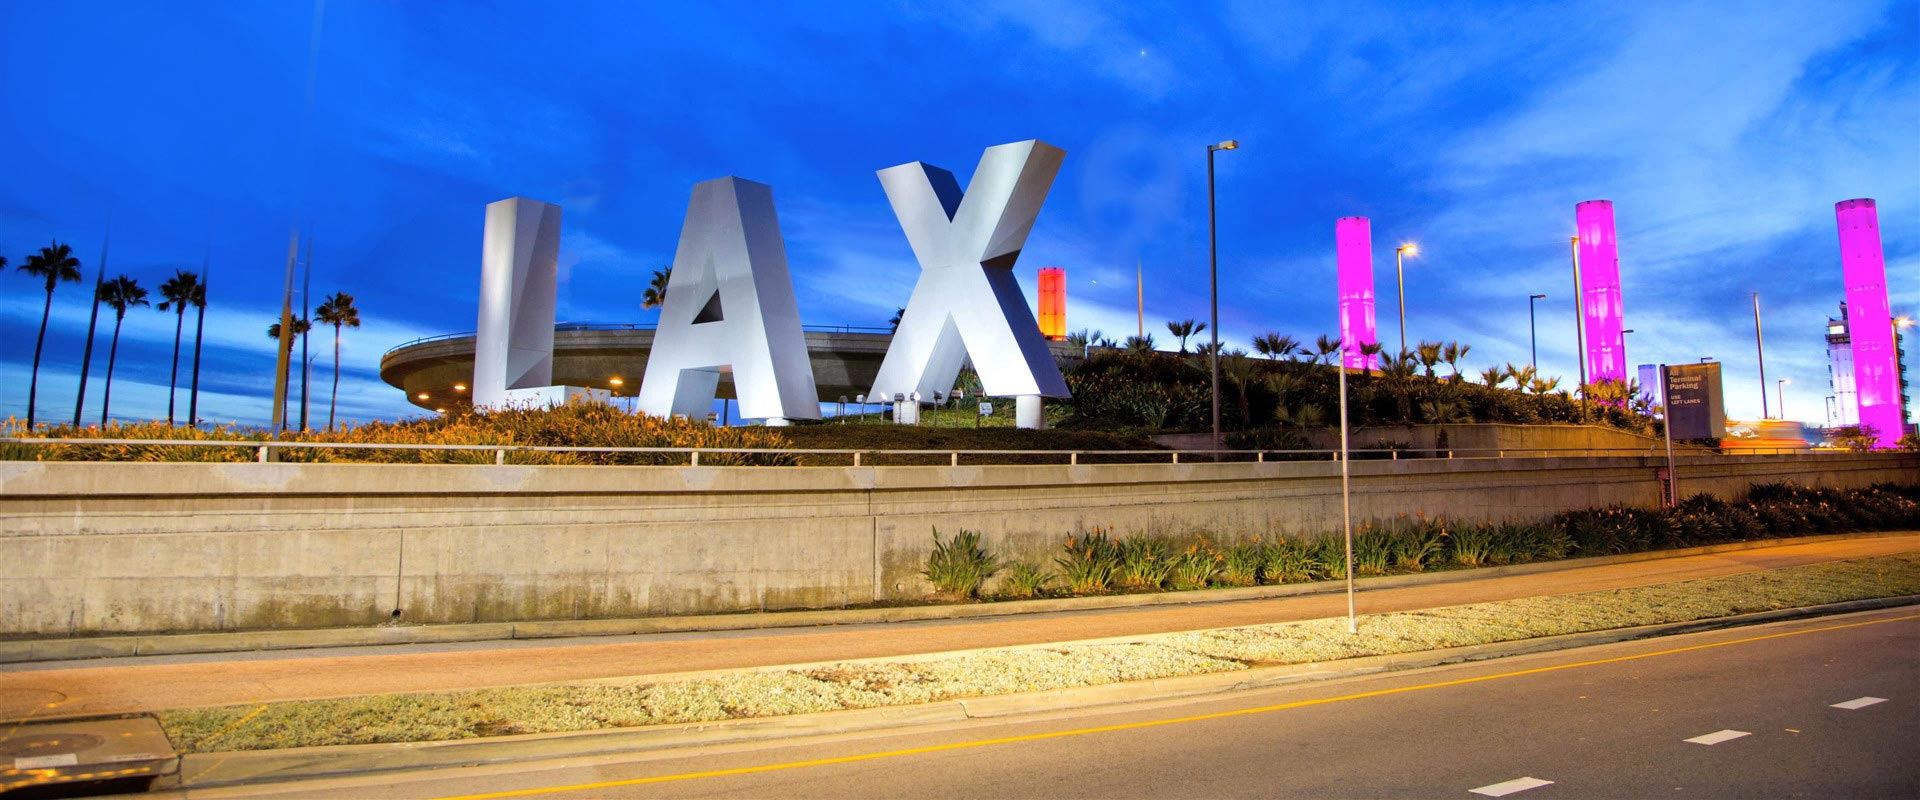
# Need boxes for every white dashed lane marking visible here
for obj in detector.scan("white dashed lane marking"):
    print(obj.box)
[1684,729,1752,745]
[1470,777,1555,797]
[1831,696,1888,710]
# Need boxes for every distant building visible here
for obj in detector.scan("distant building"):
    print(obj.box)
[1826,301,1911,431]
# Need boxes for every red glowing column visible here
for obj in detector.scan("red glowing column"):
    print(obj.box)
[1576,200,1627,383]
[1037,266,1066,341]
[1836,199,1901,447]
[1336,217,1378,370]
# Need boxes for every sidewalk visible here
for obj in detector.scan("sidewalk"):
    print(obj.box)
[4,533,1915,719]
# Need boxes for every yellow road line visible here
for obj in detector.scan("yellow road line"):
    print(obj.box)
[435,612,1918,800]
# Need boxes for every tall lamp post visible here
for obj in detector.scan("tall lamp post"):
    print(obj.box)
[1207,138,1238,448]
[1777,378,1791,421]
[1752,292,1769,419]
[1528,293,1547,372]
[1394,243,1418,355]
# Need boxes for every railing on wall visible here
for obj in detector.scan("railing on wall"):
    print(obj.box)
[0,437,1837,467]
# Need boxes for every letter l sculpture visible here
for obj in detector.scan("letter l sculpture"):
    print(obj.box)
[868,139,1071,429]
[638,177,820,424]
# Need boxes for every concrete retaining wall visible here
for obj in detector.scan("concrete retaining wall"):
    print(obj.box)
[2,452,1914,637]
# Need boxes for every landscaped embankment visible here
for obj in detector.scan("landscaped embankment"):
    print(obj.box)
[0,450,1913,636]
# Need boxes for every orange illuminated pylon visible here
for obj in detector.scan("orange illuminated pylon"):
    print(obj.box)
[1037,267,1066,341]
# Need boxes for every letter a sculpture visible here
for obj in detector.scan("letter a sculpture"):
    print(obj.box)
[638,177,820,424]
[868,140,1070,429]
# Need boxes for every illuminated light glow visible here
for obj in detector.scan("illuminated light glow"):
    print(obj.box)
[1037,267,1066,341]
[1336,216,1378,370]
[609,377,624,385]
[453,383,467,391]
[1836,198,1901,448]
[1576,200,1627,382]
[416,393,429,400]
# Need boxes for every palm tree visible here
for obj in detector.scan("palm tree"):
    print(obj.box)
[267,317,312,425]
[1441,341,1472,381]
[1222,350,1258,423]
[1478,365,1506,388]
[186,275,208,427]
[313,292,362,431]
[641,267,671,310]
[1166,319,1204,353]
[1357,342,1385,370]
[18,242,82,429]
[1313,335,1343,366]
[1414,340,1444,379]
[97,275,149,424]
[1123,333,1156,355]
[1252,333,1301,361]
[888,306,905,333]
[1505,363,1538,393]
[156,270,202,425]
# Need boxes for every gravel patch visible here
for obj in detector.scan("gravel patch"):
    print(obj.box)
[160,553,1920,754]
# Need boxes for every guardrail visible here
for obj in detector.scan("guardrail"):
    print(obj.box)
[383,321,895,358]
[0,437,1830,467]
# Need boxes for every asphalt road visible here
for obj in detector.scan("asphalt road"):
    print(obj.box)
[7,534,1914,718]
[197,606,1919,800]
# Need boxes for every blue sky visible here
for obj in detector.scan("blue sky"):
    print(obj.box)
[2,0,1915,427]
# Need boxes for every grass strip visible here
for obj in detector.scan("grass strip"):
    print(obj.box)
[160,553,1920,754]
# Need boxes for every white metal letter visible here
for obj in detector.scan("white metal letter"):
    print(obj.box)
[473,197,562,410]
[868,140,1071,409]
[638,177,820,423]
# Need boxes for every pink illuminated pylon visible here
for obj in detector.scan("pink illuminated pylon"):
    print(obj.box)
[1336,217,1378,370]
[1576,200,1627,383]
[1836,199,1902,448]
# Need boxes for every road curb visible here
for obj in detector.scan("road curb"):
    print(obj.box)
[164,594,1920,791]
[7,531,1912,664]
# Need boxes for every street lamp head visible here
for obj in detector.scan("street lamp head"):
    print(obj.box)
[1897,316,1915,329]
[1211,139,1239,151]
[1531,294,1548,300]
[1398,243,1419,257]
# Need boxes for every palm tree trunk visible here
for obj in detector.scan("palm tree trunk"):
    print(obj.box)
[102,316,124,426]
[168,310,184,425]
[28,290,53,429]
[188,301,206,427]
[328,325,340,430]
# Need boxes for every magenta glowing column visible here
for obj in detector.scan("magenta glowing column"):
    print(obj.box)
[1336,216,1378,370]
[1576,200,1627,383]
[1836,198,1901,447]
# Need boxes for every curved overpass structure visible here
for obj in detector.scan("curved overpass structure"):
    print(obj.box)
[380,323,1082,412]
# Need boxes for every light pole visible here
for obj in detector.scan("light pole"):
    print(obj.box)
[1777,378,1791,421]
[1394,243,1418,355]
[1752,292,1769,419]
[1528,294,1547,372]
[1207,138,1238,448]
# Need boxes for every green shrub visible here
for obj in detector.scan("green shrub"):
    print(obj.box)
[1260,538,1317,583]
[1309,537,1349,580]
[1352,526,1394,575]
[1387,517,1445,571]
[3,406,799,466]
[1057,530,1119,594]
[1115,536,1175,590]
[922,529,999,599]
[1170,537,1221,590]
[1219,541,1263,587]
[1448,523,1496,567]
[1000,562,1053,598]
